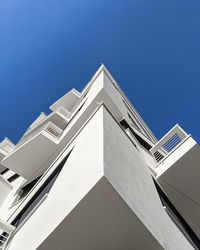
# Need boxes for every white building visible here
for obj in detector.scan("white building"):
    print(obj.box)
[0,65,200,250]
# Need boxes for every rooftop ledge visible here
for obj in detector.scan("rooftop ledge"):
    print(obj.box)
[1,122,63,180]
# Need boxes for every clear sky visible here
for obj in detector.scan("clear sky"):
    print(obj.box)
[0,0,200,144]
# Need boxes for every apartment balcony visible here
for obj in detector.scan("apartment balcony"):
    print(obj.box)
[50,88,81,112]
[18,106,70,148]
[1,122,63,181]
[0,219,15,249]
[25,112,47,134]
[150,124,200,238]
[56,106,71,121]
[0,138,15,161]
[0,138,15,173]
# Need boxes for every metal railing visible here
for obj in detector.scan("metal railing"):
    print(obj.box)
[150,124,189,164]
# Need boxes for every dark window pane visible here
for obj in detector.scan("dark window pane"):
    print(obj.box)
[1,168,9,175]
[119,119,152,151]
[19,176,41,200]
[8,174,19,182]
[127,113,140,130]
[123,99,152,140]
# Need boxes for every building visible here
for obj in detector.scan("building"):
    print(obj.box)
[0,65,200,250]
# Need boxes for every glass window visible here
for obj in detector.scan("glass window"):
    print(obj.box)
[119,119,152,151]
[7,174,19,183]
[127,112,140,130]
[18,176,41,201]
[0,168,9,175]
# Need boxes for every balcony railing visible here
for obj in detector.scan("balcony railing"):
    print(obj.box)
[0,219,15,249]
[150,124,189,164]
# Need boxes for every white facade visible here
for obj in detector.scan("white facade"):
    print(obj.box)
[0,65,199,249]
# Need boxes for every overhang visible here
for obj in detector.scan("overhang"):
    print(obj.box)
[38,178,163,250]
[1,126,61,181]
[156,136,200,239]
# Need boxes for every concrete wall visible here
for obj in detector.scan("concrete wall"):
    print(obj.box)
[0,176,12,206]
[7,107,193,250]
[7,106,104,250]
[103,106,193,250]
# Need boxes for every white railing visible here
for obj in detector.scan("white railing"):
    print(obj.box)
[150,124,189,164]
[0,219,15,249]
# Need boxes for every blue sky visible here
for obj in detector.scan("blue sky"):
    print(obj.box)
[0,0,200,144]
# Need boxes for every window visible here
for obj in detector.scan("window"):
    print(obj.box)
[123,99,152,140]
[1,168,9,175]
[7,174,19,183]
[18,176,41,201]
[77,100,86,112]
[127,112,140,130]
[11,149,73,228]
[83,89,89,98]
[119,119,152,151]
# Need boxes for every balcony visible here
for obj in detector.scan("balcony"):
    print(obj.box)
[0,139,15,173]
[18,106,70,148]
[150,124,200,239]
[1,122,63,181]
[0,138,15,161]
[0,219,15,249]
[56,106,71,121]
[50,88,81,112]
[25,112,47,134]
[150,124,189,165]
